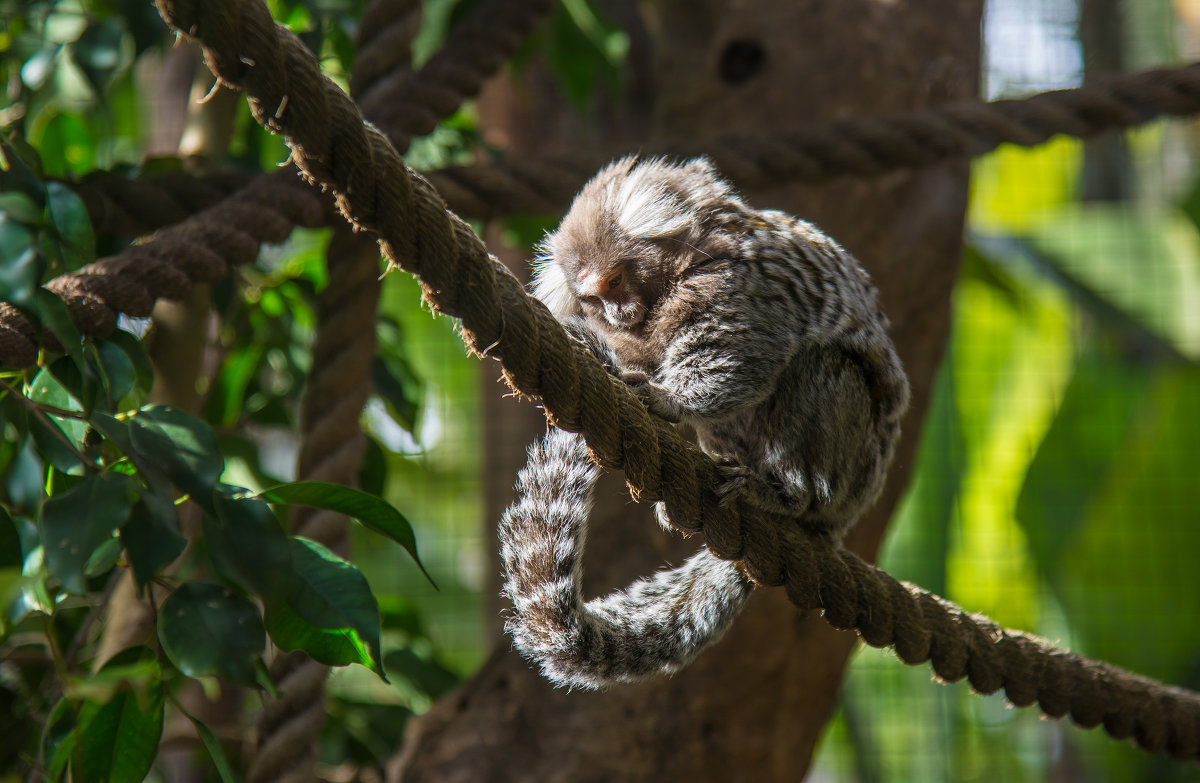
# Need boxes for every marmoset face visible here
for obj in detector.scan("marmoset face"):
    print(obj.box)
[558,234,659,329]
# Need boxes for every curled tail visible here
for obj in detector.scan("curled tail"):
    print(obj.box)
[499,427,754,689]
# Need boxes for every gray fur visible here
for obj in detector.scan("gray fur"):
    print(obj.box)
[504,156,910,689]
[500,428,754,689]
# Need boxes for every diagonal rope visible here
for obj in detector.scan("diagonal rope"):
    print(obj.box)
[245,2,555,781]
[155,0,1200,761]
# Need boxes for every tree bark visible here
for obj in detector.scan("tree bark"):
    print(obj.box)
[393,2,982,780]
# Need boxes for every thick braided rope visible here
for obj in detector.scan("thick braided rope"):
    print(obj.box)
[358,0,554,149]
[70,167,254,238]
[247,233,386,783]
[157,0,1200,761]
[247,4,405,781]
[0,171,329,368]
[9,63,1200,368]
[247,2,556,781]
[426,61,1200,219]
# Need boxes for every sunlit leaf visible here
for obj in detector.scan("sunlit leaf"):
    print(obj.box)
[158,582,265,686]
[263,537,385,678]
[21,43,60,90]
[27,367,88,471]
[41,471,132,593]
[261,481,434,586]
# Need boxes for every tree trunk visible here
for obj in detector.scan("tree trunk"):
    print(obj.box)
[393,2,982,780]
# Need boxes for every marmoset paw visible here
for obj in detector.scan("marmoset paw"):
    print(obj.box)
[620,373,682,423]
[714,463,753,505]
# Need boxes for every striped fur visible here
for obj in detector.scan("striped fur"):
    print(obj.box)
[503,157,910,688]
[500,427,754,689]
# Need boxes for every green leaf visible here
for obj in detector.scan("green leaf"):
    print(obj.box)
[204,492,291,601]
[84,535,124,577]
[0,133,47,201]
[158,582,265,686]
[1027,361,1200,684]
[358,435,386,496]
[74,655,164,783]
[34,286,86,370]
[264,537,385,678]
[26,367,87,470]
[1016,345,1152,571]
[0,215,41,307]
[544,2,628,109]
[104,329,154,397]
[0,190,44,224]
[41,697,77,782]
[383,648,460,700]
[29,365,88,439]
[176,705,239,783]
[41,471,133,594]
[44,181,95,272]
[0,506,20,568]
[125,405,224,501]
[47,353,98,416]
[71,20,126,94]
[91,413,171,499]
[261,481,434,587]
[120,498,186,590]
[21,43,61,90]
[89,338,137,410]
[27,412,84,475]
[371,357,420,433]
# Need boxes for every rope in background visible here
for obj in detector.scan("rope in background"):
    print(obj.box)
[430,60,1200,218]
[245,1,555,781]
[155,0,1200,762]
[0,0,554,371]
[8,60,1200,370]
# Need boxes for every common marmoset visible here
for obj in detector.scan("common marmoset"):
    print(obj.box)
[500,156,910,689]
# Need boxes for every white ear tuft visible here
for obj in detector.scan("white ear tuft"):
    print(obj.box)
[531,246,581,319]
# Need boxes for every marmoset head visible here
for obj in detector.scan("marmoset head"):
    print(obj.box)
[533,156,748,329]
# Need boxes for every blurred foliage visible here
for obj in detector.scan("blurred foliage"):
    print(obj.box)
[815,83,1200,783]
[0,0,508,779]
